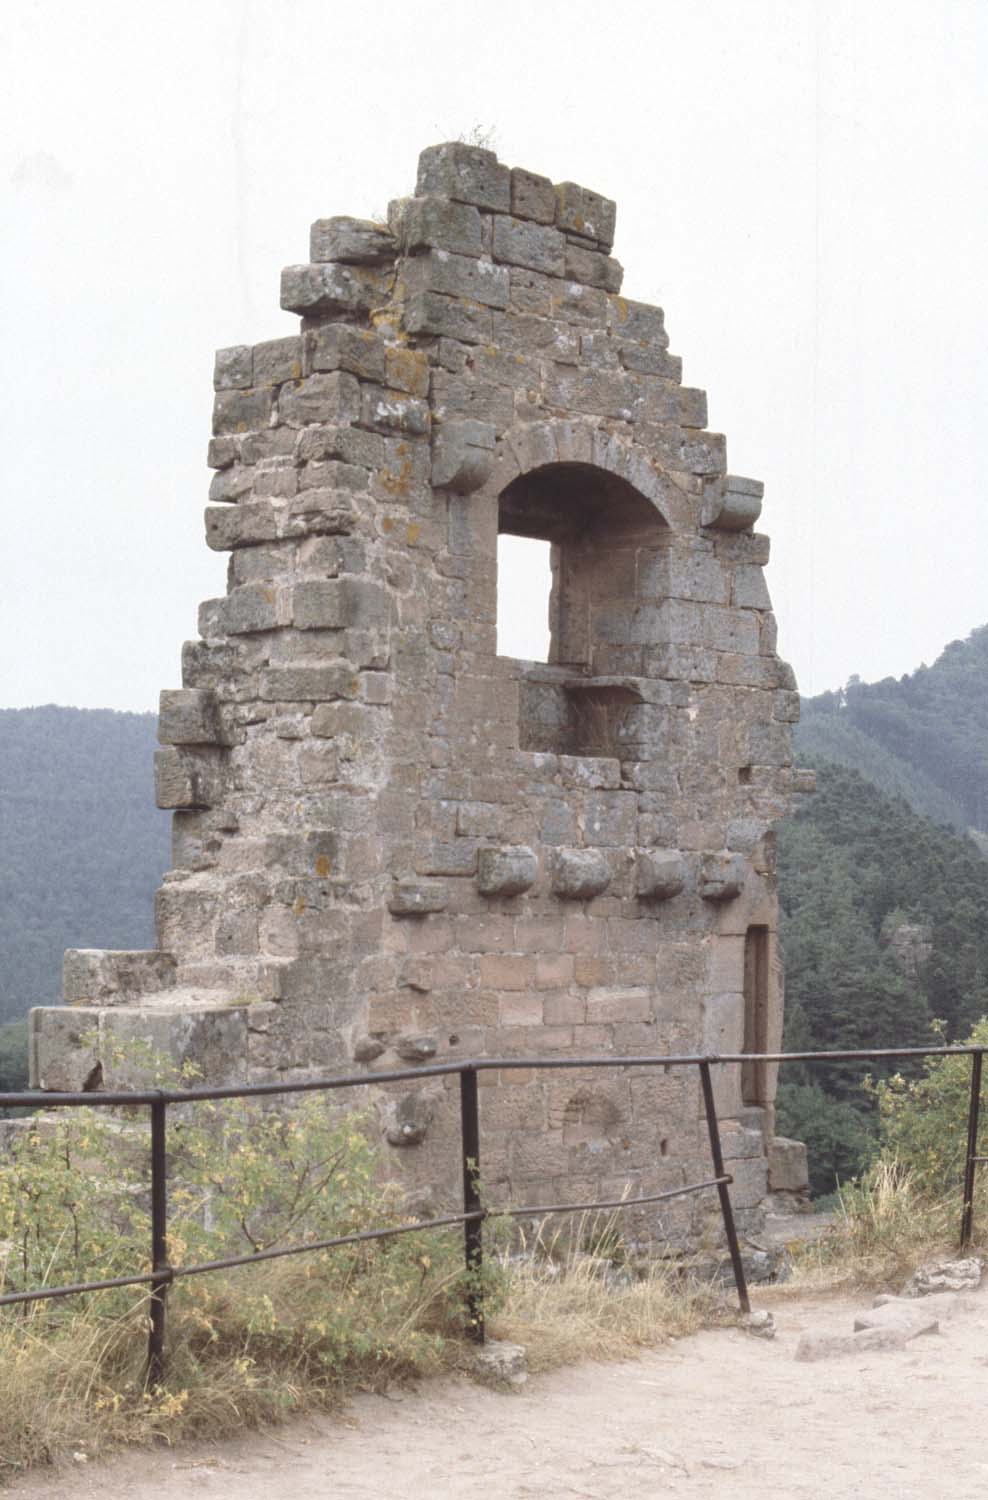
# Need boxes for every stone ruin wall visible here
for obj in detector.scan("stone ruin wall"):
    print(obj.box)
[30,143,811,1243]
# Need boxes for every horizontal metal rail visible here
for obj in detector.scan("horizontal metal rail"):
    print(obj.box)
[0,1044,977,1112]
[1,1044,984,1380]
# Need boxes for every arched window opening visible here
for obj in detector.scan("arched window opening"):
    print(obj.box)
[496,462,669,757]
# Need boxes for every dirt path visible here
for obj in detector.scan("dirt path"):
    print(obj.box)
[10,1281,988,1499]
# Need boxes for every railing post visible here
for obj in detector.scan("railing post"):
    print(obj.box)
[960,1049,983,1249]
[147,1096,170,1384]
[698,1059,750,1314]
[459,1066,485,1344]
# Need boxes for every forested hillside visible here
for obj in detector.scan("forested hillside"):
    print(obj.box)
[797,624,988,833]
[0,707,170,1025]
[777,761,988,1191]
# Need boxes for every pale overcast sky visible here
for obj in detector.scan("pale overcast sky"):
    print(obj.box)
[1,0,985,711]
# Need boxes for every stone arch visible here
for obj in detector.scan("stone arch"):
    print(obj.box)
[478,418,691,534]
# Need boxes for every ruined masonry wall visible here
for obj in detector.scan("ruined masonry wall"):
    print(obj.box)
[30,143,808,1242]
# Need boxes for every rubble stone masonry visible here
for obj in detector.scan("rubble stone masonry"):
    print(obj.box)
[29,144,809,1242]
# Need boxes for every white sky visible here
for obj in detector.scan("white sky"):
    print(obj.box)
[1,0,985,710]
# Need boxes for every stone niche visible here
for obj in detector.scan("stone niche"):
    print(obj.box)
[29,142,807,1242]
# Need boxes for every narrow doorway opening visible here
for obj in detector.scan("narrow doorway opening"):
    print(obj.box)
[741,925,770,1106]
[496,534,551,662]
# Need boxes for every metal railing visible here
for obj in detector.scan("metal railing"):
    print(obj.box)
[0,1044,984,1384]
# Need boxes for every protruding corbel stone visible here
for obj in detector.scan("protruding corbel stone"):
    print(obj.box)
[386,1088,437,1147]
[309,216,396,265]
[395,1033,439,1063]
[700,852,748,902]
[431,419,496,493]
[388,879,449,916]
[158,688,221,746]
[477,846,538,898]
[354,1035,386,1063]
[154,746,222,810]
[550,848,612,901]
[637,849,688,901]
[702,475,764,532]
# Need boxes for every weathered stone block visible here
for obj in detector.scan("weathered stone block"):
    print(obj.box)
[416,142,510,211]
[403,291,492,344]
[360,384,430,435]
[550,848,612,900]
[704,475,764,531]
[309,216,395,264]
[390,195,484,257]
[154,746,222,809]
[278,372,361,428]
[431,418,495,492]
[492,215,566,276]
[63,949,177,1003]
[402,249,509,309]
[212,387,275,435]
[510,167,556,224]
[100,1006,249,1089]
[636,848,687,901]
[386,1087,437,1145]
[564,243,623,291]
[260,665,359,702]
[699,852,747,902]
[388,879,450,916]
[158,688,220,745]
[768,1135,809,1193]
[477,846,538,897]
[554,181,617,249]
[279,262,390,316]
[29,1006,101,1090]
[252,336,303,386]
[214,345,252,390]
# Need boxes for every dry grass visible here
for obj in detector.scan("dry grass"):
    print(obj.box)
[0,1214,735,1482]
[782,1160,987,1294]
[490,1213,731,1373]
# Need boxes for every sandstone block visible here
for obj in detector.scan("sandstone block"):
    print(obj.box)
[637,848,688,901]
[212,387,275,436]
[403,291,492,344]
[204,501,280,551]
[550,848,612,900]
[388,879,449,916]
[699,852,747,902]
[431,418,495,492]
[360,384,430,435]
[492,215,566,276]
[386,1087,437,1145]
[395,1032,439,1063]
[477,846,538,897]
[29,1006,101,1090]
[390,195,484,257]
[63,949,177,1004]
[213,345,253,390]
[416,142,510,212]
[554,181,617,249]
[510,167,556,225]
[309,216,395,264]
[402,249,509,309]
[301,324,387,381]
[252,336,303,386]
[279,262,390,316]
[100,1006,249,1090]
[278,372,361,428]
[154,746,221,809]
[158,687,220,745]
[704,475,764,531]
[260,665,359,702]
[564,243,623,291]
